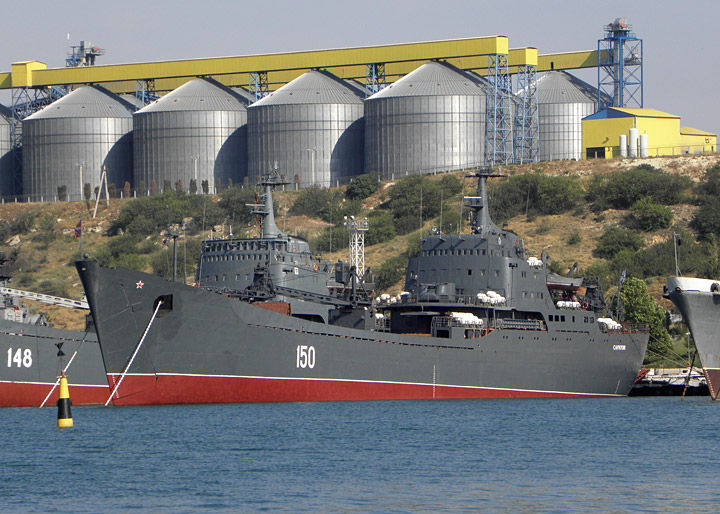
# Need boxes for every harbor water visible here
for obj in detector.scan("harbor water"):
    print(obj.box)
[2,397,719,513]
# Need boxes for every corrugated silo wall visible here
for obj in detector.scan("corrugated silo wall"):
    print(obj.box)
[365,95,486,180]
[133,110,247,194]
[247,103,364,188]
[0,117,12,198]
[21,117,133,202]
[538,102,595,161]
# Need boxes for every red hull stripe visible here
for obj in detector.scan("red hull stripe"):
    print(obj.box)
[704,368,720,400]
[0,381,109,407]
[107,373,615,405]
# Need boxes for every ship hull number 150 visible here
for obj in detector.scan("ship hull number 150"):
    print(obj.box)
[296,345,316,369]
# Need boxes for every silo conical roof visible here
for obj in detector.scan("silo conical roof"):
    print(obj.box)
[138,77,249,113]
[250,70,364,106]
[25,85,134,119]
[368,60,486,99]
[535,71,608,104]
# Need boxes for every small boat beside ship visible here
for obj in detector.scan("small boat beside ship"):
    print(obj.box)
[665,276,720,400]
[76,170,649,406]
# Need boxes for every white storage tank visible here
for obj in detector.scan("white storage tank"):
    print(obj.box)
[22,85,134,202]
[639,133,649,158]
[619,134,628,157]
[628,128,639,158]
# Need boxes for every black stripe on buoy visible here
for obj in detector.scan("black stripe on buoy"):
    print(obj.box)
[57,374,73,428]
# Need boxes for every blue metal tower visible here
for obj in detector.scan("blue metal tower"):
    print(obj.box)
[485,53,513,166]
[365,63,386,97]
[597,18,643,109]
[249,71,269,100]
[514,64,538,163]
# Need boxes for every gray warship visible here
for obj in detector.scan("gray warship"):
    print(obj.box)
[665,276,720,400]
[77,170,649,405]
[0,253,107,407]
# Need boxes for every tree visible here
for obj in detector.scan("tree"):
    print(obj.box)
[619,277,671,356]
[189,179,197,194]
[57,185,68,202]
[123,181,131,199]
[375,255,408,291]
[202,180,209,195]
[150,180,157,196]
[84,183,92,201]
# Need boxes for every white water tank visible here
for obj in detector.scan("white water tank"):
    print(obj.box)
[639,133,649,158]
[628,128,639,158]
[619,134,627,157]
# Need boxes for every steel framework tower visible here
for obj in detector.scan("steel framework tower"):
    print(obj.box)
[249,71,269,100]
[514,64,538,163]
[485,53,513,166]
[597,18,643,109]
[135,79,158,108]
[365,63,386,97]
[344,216,368,279]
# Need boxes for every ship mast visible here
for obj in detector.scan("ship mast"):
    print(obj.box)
[464,168,505,236]
[249,168,290,239]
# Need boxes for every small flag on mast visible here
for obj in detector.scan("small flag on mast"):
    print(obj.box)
[74,220,82,238]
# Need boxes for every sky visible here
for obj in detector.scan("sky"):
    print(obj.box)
[2,0,718,135]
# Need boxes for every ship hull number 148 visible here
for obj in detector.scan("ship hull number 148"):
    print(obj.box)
[7,348,32,368]
[296,345,316,369]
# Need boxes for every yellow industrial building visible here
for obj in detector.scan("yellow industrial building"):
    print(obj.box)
[582,107,716,159]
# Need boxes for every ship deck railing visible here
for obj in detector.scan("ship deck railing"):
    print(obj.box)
[600,322,650,334]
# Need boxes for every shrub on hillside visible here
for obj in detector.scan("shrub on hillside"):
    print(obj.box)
[586,164,691,211]
[345,172,380,200]
[629,198,673,232]
[592,226,644,259]
[488,174,582,224]
[382,174,463,234]
[366,210,396,246]
[690,165,720,241]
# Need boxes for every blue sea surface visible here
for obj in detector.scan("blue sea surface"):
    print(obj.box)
[1,397,719,513]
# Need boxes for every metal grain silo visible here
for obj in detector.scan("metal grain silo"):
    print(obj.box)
[134,77,249,194]
[535,71,608,161]
[365,61,487,180]
[0,105,12,199]
[247,70,365,188]
[22,85,134,202]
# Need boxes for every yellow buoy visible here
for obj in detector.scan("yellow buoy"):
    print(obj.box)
[57,374,73,428]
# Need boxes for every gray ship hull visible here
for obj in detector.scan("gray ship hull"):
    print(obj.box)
[78,261,649,405]
[0,320,107,407]
[666,276,720,400]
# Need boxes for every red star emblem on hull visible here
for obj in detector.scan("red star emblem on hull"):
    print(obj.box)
[136,281,144,289]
